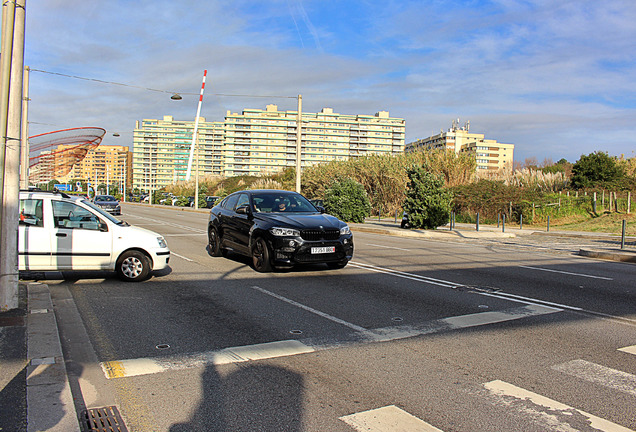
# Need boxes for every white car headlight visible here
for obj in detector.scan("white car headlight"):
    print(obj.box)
[270,227,300,237]
[157,237,168,248]
[340,225,351,235]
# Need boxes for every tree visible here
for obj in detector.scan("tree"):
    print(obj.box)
[570,151,624,189]
[323,178,371,223]
[403,166,452,229]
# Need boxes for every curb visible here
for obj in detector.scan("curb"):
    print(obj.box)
[578,249,636,263]
[26,282,80,432]
[350,224,516,239]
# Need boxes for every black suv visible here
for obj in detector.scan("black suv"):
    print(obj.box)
[207,190,353,272]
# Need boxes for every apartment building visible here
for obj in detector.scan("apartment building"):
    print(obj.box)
[59,144,131,188]
[132,106,405,191]
[405,119,514,172]
[29,145,131,188]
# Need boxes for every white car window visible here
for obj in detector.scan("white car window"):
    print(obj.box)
[19,199,44,227]
[52,200,101,230]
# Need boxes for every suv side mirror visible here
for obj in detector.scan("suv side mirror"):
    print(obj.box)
[317,206,326,214]
[235,204,251,215]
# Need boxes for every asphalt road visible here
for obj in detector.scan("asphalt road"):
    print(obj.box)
[45,203,636,432]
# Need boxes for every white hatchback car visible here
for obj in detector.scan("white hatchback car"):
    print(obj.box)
[18,189,170,282]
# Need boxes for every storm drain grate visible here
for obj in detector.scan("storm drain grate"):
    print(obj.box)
[81,406,128,432]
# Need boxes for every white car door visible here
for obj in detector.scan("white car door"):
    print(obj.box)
[18,197,52,270]
[50,200,113,270]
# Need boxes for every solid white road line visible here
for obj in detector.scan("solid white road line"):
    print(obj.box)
[170,252,193,262]
[350,262,459,289]
[484,380,634,432]
[364,243,412,252]
[340,405,444,432]
[251,285,370,333]
[552,359,636,396]
[618,345,636,355]
[519,265,613,280]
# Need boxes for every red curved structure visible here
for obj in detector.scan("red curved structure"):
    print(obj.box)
[28,127,106,183]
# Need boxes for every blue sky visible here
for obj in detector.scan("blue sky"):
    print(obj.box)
[25,0,636,164]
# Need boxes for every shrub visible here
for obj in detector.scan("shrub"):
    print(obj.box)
[403,166,452,229]
[571,151,624,189]
[323,178,371,223]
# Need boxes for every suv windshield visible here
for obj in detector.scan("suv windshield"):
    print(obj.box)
[252,192,317,213]
[95,195,116,202]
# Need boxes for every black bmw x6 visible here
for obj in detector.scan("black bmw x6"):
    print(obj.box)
[207,189,354,272]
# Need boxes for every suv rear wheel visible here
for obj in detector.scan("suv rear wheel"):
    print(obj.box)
[116,250,151,282]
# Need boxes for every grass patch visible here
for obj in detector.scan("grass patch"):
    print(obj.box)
[528,212,636,235]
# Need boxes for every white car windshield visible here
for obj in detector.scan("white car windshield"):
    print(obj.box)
[82,200,122,224]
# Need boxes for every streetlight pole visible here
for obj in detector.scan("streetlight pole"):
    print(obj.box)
[295,94,302,193]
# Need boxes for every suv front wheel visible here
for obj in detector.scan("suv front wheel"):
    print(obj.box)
[117,250,151,282]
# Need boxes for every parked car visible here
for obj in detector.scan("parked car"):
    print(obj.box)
[205,195,220,208]
[93,194,121,215]
[18,189,170,281]
[207,189,353,272]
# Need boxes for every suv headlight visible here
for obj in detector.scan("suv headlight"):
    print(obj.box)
[157,237,168,248]
[340,225,351,235]
[270,227,300,237]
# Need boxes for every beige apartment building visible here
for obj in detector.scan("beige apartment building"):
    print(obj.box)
[406,119,514,172]
[132,105,405,191]
[29,144,132,190]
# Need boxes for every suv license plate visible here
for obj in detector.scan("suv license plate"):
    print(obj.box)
[311,246,335,254]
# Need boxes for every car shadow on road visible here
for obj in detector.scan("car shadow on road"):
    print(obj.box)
[169,363,304,431]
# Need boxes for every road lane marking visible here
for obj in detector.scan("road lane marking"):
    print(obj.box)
[364,243,412,252]
[552,360,636,396]
[519,265,613,280]
[251,286,370,333]
[619,345,636,355]
[170,252,194,262]
[350,262,459,289]
[351,261,636,325]
[484,380,634,432]
[339,405,443,432]
[99,305,560,379]
[101,340,315,379]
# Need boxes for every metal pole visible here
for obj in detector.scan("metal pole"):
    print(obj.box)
[621,220,626,250]
[295,94,302,193]
[1,0,25,312]
[476,212,479,231]
[547,215,550,232]
[194,130,199,209]
[19,65,28,188]
[186,69,207,181]
[502,214,505,232]
[520,213,523,230]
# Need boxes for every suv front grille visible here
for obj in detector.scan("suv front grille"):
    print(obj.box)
[300,228,340,241]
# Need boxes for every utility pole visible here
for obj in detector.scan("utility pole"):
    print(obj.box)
[295,94,302,193]
[19,65,28,188]
[1,0,26,312]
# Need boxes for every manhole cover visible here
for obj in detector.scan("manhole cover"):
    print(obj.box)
[81,406,128,432]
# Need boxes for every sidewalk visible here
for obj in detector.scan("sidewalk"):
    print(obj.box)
[0,282,80,432]
[1,219,634,432]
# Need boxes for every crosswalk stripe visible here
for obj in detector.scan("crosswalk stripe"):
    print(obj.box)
[618,345,636,355]
[101,340,314,379]
[339,405,444,432]
[552,359,636,396]
[484,380,634,432]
